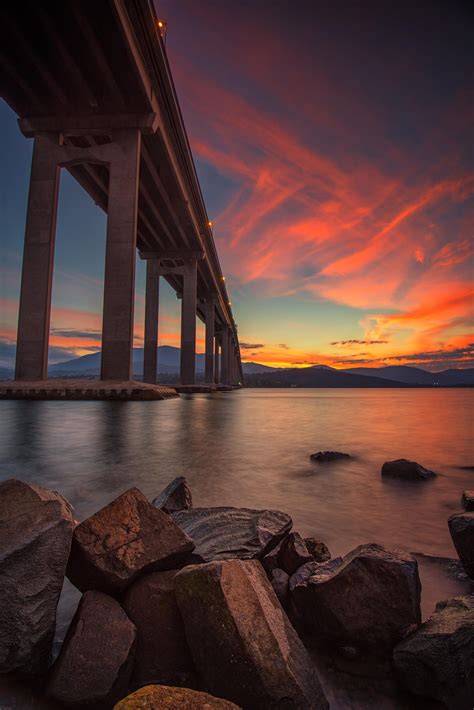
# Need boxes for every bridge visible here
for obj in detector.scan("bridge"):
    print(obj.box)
[0,0,243,390]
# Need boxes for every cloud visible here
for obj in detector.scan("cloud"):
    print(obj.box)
[240,342,265,349]
[330,339,389,346]
[278,343,290,349]
[51,329,102,340]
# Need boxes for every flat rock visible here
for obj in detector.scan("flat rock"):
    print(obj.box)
[67,487,194,594]
[381,459,436,480]
[448,512,474,578]
[114,685,241,709]
[305,537,331,562]
[310,451,351,462]
[277,532,313,575]
[174,559,328,709]
[152,477,192,514]
[0,479,74,676]
[122,570,195,688]
[290,543,421,654]
[48,590,136,708]
[462,490,474,511]
[393,594,474,710]
[172,507,292,563]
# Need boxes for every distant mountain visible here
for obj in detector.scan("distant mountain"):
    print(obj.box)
[244,365,408,388]
[241,362,279,374]
[344,365,474,386]
[49,346,205,377]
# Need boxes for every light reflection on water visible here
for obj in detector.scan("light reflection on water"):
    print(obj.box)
[1,388,473,621]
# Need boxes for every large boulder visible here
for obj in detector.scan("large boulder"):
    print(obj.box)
[67,488,194,594]
[172,507,292,563]
[152,477,192,514]
[114,684,240,709]
[290,543,421,654]
[277,532,313,575]
[448,512,474,578]
[174,559,328,709]
[381,459,436,480]
[393,595,474,710]
[48,590,136,708]
[122,570,195,688]
[0,479,74,676]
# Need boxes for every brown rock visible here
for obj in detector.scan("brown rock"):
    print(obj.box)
[114,684,240,709]
[381,459,436,480]
[270,568,290,607]
[67,488,194,594]
[0,479,74,676]
[122,570,195,688]
[393,595,474,710]
[174,559,328,709]
[461,490,474,511]
[261,540,282,577]
[448,512,474,578]
[172,506,291,563]
[277,532,313,575]
[304,537,331,563]
[48,590,136,708]
[290,543,421,654]
[152,477,192,514]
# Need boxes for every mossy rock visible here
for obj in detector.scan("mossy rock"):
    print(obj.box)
[114,685,241,709]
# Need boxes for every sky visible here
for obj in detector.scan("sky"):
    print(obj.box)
[1,0,473,370]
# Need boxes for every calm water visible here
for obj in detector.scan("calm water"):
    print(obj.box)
[1,388,473,620]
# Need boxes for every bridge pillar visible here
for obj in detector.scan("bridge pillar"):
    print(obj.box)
[143,259,160,384]
[15,133,60,380]
[214,333,220,384]
[180,258,197,385]
[100,129,141,381]
[221,327,230,385]
[204,299,215,384]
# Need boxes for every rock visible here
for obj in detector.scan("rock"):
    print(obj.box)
[174,559,328,709]
[48,590,136,708]
[448,512,474,578]
[271,568,289,607]
[310,451,351,462]
[277,532,313,575]
[290,543,421,654]
[67,487,194,595]
[381,459,436,480]
[393,594,474,710]
[462,490,474,511]
[114,684,241,709]
[261,541,282,577]
[305,537,331,562]
[172,507,292,563]
[0,479,74,676]
[152,477,192,514]
[122,570,195,688]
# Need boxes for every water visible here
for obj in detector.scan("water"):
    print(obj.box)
[1,388,473,619]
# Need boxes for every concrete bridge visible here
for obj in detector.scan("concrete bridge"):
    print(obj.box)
[0,0,242,389]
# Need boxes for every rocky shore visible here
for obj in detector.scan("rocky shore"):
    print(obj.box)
[0,472,473,710]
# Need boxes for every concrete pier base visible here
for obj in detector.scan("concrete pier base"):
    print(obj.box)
[0,379,178,401]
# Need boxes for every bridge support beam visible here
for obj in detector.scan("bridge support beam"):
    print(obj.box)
[100,129,141,380]
[204,299,215,384]
[180,258,197,385]
[214,334,220,384]
[221,327,230,385]
[15,134,60,380]
[143,259,160,384]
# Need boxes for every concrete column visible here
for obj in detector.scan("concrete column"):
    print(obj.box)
[204,299,215,384]
[143,259,160,384]
[15,133,61,380]
[214,334,220,384]
[221,327,230,385]
[100,129,141,381]
[180,258,197,385]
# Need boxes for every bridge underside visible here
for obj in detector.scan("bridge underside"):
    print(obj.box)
[0,0,243,387]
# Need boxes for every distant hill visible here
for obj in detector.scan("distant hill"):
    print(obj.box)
[344,365,474,386]
[241,362,279,374]
[244,365,408,388]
